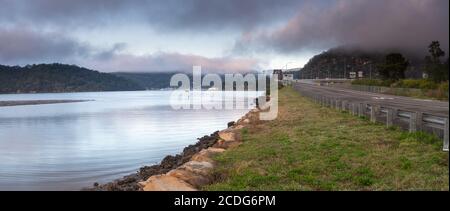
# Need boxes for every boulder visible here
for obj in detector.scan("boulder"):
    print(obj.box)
[218,129,236,142]
[213,139,241,149]
[227,121,235,128]
[142,174,197,191]
[178,161,214,176]
[167,169,211,187]
[191,147,225,163]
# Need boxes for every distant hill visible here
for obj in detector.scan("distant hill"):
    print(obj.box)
[300,46,425,79]
[113,72,262,90]
[0,63,144,94]
[113,72,176,90]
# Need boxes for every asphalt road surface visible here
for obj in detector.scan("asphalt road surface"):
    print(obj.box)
[293,81,449,117]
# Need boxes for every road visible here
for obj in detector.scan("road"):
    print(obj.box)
[293,81,449,117]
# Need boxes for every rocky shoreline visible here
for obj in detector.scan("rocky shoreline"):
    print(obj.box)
[84,108,260,191]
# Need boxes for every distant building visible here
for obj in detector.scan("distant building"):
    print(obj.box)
[282,73,294,81]
[285,68,301,79]
[273,69,283,80]
[358,71,364,78]
[281,73,294,86]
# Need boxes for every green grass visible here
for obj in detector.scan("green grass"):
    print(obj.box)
[204,87,449,191]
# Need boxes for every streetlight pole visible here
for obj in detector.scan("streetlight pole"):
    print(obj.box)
[284,62,293,72]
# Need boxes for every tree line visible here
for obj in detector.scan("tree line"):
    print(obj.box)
[378,41,449,82]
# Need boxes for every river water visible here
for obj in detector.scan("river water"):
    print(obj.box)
[0,91,258,190]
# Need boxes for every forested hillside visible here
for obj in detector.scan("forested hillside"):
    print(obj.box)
[300,46,425,79]
[0,64,144,93]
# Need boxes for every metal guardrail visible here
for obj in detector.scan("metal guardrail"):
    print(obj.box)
[295,86,449,152]
[331,84,449,100]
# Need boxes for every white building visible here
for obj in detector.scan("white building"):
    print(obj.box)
[282,73,294,85]
[283,73,294,81]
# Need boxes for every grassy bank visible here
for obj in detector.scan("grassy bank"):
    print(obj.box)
[205,87,448,191]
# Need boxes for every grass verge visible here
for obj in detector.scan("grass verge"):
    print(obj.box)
[204,87,449,191]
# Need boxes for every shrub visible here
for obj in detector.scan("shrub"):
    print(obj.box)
[435,81,449,99]
[392,79,438,90]
[351,79,393,87]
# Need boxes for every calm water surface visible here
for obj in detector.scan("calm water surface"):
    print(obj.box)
[0,91,257,190]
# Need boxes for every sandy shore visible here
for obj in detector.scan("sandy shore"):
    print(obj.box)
[0,100,91,107]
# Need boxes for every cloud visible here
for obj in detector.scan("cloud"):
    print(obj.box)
[0,0,303,31]
[84,52,262,73]
[0,28,90,64]
[0,0,128,27]
[235,0,449,56]
[0,27,258,73]
[1,0,448,71]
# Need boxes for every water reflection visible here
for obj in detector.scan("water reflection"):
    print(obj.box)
[0,91,258,190]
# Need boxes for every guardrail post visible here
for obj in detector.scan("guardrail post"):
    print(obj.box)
[386,108,394,127]
[444,118,449,152]
[342,101,346,111]
[370,105,377,123]
[352,103,358,116]
[409,112,417,132]
[358,103,364,117]
[416,112,423,131]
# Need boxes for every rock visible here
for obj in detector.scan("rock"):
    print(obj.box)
[167,169,211,187]
[191,147,225,163]
[138,181,148,188]
[178,161,214,176]
[233,124,245,130]
[213,139,241,149]
[143,175,197,191]
[243,118,250,124]
[138,163,171,180]
[218,129,236,142]
[227,121,235,128]
[86,131,220,191]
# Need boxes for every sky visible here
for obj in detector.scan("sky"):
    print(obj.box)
[0,0,448,73]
